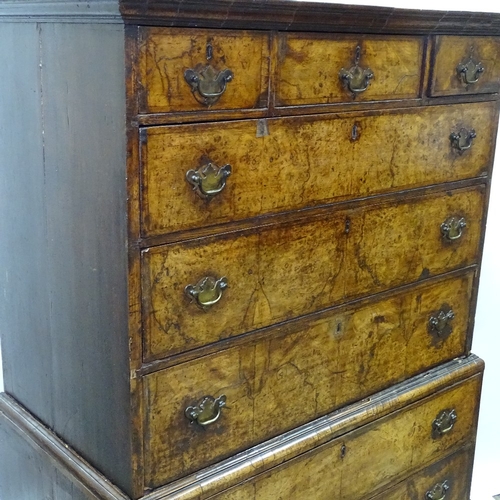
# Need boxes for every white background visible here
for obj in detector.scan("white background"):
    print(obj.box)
[1,1,499,498]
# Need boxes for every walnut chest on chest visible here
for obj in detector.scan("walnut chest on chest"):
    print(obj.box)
[0,1,499,499]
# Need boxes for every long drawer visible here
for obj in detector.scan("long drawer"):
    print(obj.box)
[144,357,482,491]
[371,445,474,500]
[142,185,484,359]
[143,271,473,486]
[141,101,497,237]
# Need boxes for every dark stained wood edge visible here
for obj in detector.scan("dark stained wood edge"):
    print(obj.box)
[138,265,477,374]
[0,393,129,500]
[2,1,500,37]
[136,91,500,127]
[125,24,147,500]
[140,355,484,500]
[135,177,489,249]
[119,1,500,36]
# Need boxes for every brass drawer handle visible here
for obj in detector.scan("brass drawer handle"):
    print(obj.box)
[185,276,228,310]
[457,50,484,85]
[450,128,476,152]
[184,65,233,106]
[186,162,232,199]
[185,395,227,426]
[428,308,455,340]
[441,217,466,241]
[339,46,374,96]
[426,480,450,500]
[432,409,457,438]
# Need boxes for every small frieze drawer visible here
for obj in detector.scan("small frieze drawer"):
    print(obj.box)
[430,36,500,96]
[138,28,270,114]
[275,33,424,106]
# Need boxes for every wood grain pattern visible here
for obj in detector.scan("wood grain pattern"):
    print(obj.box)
[141,101,497,237]
[143,185,484,360]
[430,36,500,97]
[371,445,474,500]
[143,272,473,486]
[276,34,423,106]
[176,374,481,498]
[139,28,269,114]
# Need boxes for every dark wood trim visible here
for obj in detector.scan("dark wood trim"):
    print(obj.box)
[119,1,500,36]
[140,355,484,500]
[3,1,500,37]
[0,393,129,500]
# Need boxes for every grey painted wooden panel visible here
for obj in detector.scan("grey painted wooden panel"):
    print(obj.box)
[0,406,100,500]
[0,22,55,426]
[0,21,132,495]
[38,21,131,494]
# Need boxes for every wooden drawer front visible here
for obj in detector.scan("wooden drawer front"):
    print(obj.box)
[430,36,500,97]
[141,101,496,237]
[147,370,481,492]
[138,28,269,114]
[275,34,423,106]
[372,446,474,500]
[143,273,473,486]
[143,186,484,360]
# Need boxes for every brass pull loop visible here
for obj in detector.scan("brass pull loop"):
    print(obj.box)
[432,409,457,438]
[428,307,455,340]
[185,395,227,426]
[339,46,374,96]
[185,276,228,311]
[450,128,476,152]
[339,66,374,94]
[441,217,466,241]
[186,162,232,199]
[426,480,450,500]
[184,65,233,106]
[457,57,484,85]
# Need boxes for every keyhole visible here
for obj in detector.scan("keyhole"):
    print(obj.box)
[351,123,360,142]
[354,45,361,65]
[344,217,351,234]
[206,43,213,61]
[340,444,347,459]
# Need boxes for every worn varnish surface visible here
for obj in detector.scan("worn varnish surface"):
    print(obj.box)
[143,186,484,359]
[371,446,474,500]
[430,36,500,96]
[141,101,496,237]
[139,28,269,114]
[143,272,473,486]
[275,34,423,106]
[199,375,481,499]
